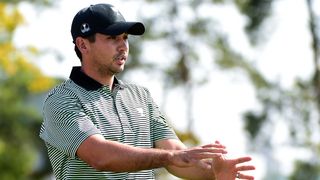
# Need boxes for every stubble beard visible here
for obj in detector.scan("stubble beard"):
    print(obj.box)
[98,53,126,76]
[111,53,127,73]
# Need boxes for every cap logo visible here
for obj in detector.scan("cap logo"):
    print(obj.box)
[110,6,121,16]
[80,23,91,34]
[111,6,119,13]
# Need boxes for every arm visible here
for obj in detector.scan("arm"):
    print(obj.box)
[156,139,256,180]
[156,139,222,180]
[76,134,227,172]
[77,134,171,172]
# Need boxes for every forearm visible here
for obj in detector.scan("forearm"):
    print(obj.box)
[97,141,173,172]
[77,135,174,172]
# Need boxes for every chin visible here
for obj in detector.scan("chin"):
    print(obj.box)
[113,68,124,74]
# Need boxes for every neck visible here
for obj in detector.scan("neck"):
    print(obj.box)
[81,66,114,89]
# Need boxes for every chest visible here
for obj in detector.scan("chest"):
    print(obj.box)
[82,89,152,147]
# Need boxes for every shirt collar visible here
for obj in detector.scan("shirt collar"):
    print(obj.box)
[69,66,124,91]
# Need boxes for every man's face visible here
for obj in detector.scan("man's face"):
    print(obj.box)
[88,33,129,75]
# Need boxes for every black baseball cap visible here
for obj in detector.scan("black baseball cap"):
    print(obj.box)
[71,3,145,42]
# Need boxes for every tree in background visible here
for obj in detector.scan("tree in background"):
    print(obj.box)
[5,0,319,179]
[0,1,56,179]
[123,0,225,145]
[124,0,320,178]
[219,0,320,179]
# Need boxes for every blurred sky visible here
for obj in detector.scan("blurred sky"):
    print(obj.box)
[14,0,320,179]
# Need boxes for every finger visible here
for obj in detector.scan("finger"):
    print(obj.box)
[196,146,228,154]
[237,165,256,171]
[201,143,226,149]
[190,146,227,153]
[235,156,252,164]
[214,140,226,147]
[237,173,255,180]
[193,152,226,160]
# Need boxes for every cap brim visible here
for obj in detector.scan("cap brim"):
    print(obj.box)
[100,22,145,36]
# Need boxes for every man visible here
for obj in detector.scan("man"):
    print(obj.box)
[40,3,255,179]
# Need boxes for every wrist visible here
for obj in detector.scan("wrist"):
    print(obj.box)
[214,173,225,180]
[165,150,175,166]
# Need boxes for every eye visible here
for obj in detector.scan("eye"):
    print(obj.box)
[108,35,117,40]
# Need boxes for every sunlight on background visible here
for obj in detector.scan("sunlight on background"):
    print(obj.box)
[14,0,318,179]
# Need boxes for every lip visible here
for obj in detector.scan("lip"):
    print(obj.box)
[116,58,126,65]
[114,54,127,65]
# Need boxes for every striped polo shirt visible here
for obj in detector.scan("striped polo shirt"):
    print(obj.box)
[39,66,178,179]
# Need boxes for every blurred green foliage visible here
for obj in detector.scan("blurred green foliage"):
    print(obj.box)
[289,161,320,180]
[232,0,320,178]
[131,0,320,178]
[0,1,56,179]
[0,0,319,179]
[128,0,320,178]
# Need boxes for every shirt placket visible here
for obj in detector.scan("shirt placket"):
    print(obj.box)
[111,85,134,144]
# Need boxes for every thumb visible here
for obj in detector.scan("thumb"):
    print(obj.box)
[196,159,212,170]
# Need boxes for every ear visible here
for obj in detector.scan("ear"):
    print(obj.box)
[75,37,89,54]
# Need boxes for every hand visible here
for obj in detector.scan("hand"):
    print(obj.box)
[211,154,255,180]
[169,142,227,169]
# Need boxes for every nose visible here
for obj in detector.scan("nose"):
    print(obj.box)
[118,38,128,52]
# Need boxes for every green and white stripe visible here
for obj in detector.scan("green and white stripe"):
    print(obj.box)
[40,67,177,179]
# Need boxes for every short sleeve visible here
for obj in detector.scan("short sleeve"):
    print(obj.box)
[145,89,178,143]
[39,92,101,158]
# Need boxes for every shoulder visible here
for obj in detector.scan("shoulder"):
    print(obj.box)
[44,79,80,103]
